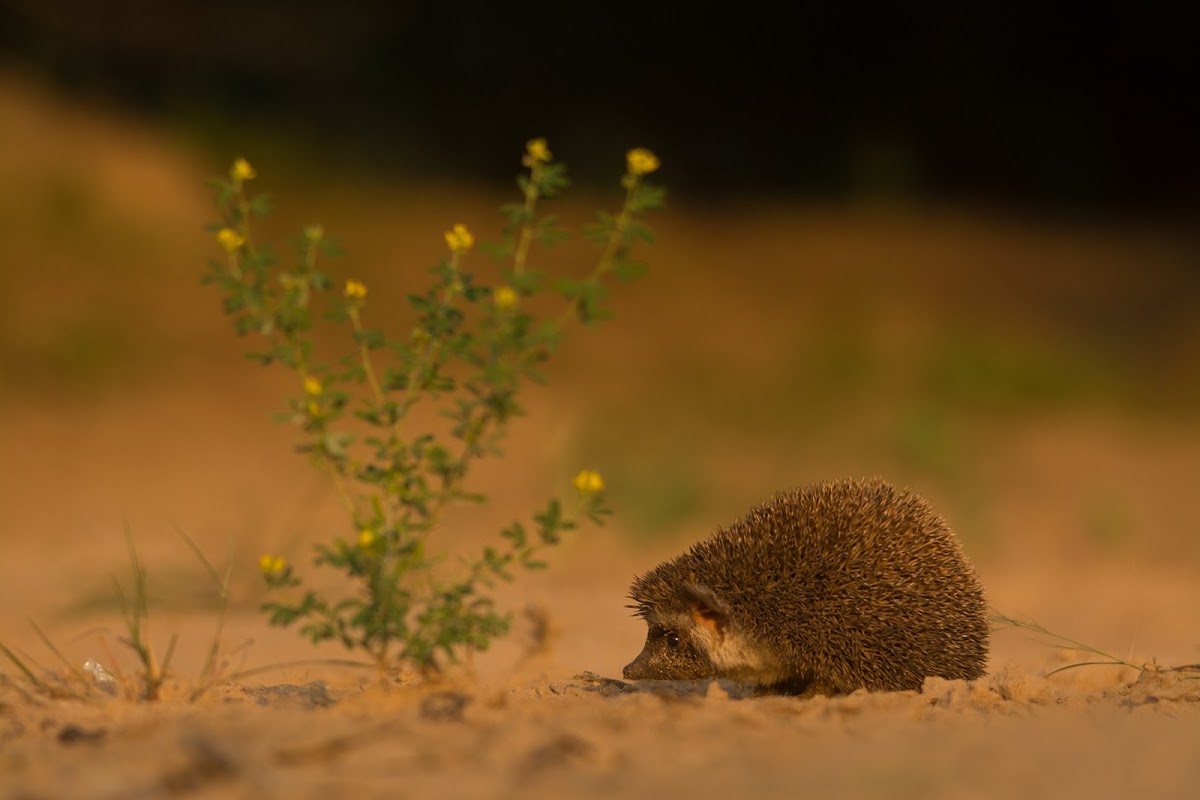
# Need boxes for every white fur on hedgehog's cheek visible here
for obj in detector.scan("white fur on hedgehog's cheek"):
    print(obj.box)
[685,614,722,657]
[658,609,783,681]
[705,629,791,685]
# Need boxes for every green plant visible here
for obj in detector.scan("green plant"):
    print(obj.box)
[204,140,663,676]
[0,528,172,701]
[111,527,176,699]
[0,527,198,701]
[0,524,376,702]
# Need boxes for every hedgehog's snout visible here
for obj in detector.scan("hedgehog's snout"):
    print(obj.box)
[621,652,649,680]
[622,626,668,680]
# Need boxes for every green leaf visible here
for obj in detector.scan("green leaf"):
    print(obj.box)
[478,241,513,262]
[535,162,571,197]
[310,270,333,291]
[612,260,649,283]
[324,305,352,323]
[535,215,569,247]
[587,505,613,526]
[624,221,657,245]
[320,237,345,258]
[582,219,610,246]
[631,184,666,212]
[356,329,387,349]
[206,178,235,208]
[501,522,527,547]
[500,201,529,229]
[552,277,583,300]
[509,269,545,295]
[249,193,275,217]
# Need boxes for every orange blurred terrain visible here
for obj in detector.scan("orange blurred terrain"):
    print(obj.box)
[1,72,1198,798]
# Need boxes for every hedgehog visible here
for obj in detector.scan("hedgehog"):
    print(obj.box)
[622,478,988,696]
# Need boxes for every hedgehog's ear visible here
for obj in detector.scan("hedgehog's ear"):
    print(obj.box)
[680,583,730,637]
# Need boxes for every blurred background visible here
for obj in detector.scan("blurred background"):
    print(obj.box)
[2,1,1197,211]
[0,2,1197,679]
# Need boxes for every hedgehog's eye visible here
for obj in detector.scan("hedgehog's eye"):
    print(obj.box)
[664,631,681,649]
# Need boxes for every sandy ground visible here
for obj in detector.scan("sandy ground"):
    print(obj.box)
[1,73,1199,798]
[3,667,1199,800]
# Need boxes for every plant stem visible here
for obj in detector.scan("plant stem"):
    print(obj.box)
[511,164,543,276]
[349,307,386,406]
[548,176,639,335]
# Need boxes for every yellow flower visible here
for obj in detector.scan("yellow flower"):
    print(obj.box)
[626,148,660,177]
[307,400,322,417]
[357,530,376,549]
[573,469,605,495]
[258,554,286,577]
[444,223,475,255]
[216,227,245,253]
[344,279,367,301]
[522,138,552,167]
[304,224,324,242]
[493,285,518,311]
[304,376,323,396]
[231,158,257,183]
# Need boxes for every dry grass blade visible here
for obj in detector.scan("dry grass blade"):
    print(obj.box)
[116,522,167,699]
[990,612,1142,677]
[175,523,235,701]
[0,640,47,690]
[0,639,89,700]
[221,658,376,684]
[29,619,91,692]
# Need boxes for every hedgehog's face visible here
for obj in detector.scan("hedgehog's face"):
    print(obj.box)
[623,620,717,681]
[623,582,742,681]
[624,581,791,686]
[628,614,720,681]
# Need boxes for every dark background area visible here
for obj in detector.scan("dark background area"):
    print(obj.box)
[1,1,1196,214]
